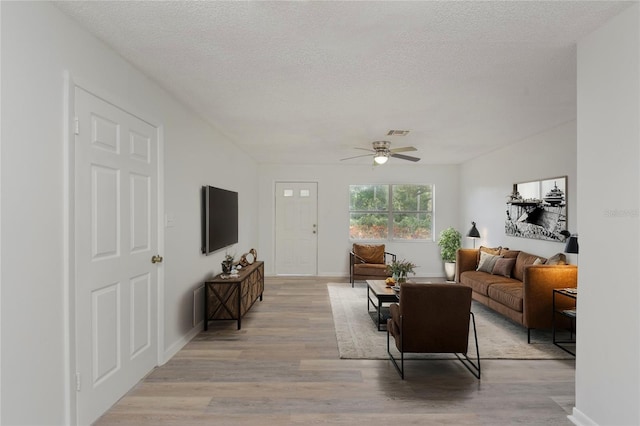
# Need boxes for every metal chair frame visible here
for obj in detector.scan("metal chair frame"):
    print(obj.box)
[349,249,396,287]
[387,312,481,380]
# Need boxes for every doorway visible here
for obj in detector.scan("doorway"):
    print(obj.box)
[73,86,162,425]
[274,182,318,275]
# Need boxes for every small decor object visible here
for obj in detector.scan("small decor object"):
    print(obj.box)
[438,227,462,282]
[388,259,417,283]
[239,248,257,266]
[221,253,235,274]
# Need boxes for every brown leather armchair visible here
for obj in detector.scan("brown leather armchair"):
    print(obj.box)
[349,243,396,288]
[387,283,480,379]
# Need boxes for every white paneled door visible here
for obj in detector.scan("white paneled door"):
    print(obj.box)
[275,182,318,275]
[74,87,160,425]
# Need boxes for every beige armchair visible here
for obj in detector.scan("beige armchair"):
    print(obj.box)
[349,243,396,287]
[387,283,480,379]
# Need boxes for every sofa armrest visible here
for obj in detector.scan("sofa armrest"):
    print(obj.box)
[455,249,479,282]
[522,264,578,329]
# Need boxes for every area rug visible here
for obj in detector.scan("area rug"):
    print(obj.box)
[327,283,574,360]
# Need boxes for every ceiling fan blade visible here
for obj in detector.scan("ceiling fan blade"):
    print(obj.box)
[390,146,417,153]
[340,153,374,161]
[354,147,375,152]
[391,153,421,162]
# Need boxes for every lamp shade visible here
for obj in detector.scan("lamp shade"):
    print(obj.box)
[565,235,579,254]
[467,221,480,239]
[373,153,388,165]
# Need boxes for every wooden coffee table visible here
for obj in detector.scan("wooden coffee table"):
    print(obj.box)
[366,280,399,331]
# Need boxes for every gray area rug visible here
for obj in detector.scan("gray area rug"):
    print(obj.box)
[328,283,574,360]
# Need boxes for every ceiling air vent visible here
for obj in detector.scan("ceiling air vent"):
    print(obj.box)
[387,130,410,136]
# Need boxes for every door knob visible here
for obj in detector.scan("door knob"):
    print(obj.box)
[151,255,164,264]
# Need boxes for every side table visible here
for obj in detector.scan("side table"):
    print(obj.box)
[552,288,577,356]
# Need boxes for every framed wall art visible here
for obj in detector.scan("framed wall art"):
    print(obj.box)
[505,176,567,242]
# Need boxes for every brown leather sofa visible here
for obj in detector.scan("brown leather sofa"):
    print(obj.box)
[456,247,577,342]
[349,243,396,287]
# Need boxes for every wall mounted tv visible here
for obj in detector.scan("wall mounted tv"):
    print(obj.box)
[201,185,238,255]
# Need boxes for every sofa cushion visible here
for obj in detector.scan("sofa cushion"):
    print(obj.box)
[477,252,502,273]
[488,282,523,312]
[500,249,520,259]
[353,244,385,264]
[459,271,517,296]
[492,257,517,278]
[513,251,547,282]
[545,253,567,265]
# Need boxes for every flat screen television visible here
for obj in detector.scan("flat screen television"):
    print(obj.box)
[201,185,238,255]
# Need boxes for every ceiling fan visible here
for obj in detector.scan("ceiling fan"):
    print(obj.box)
[341,140,420,165]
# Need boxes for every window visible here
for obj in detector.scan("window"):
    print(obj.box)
[349,184,433,241]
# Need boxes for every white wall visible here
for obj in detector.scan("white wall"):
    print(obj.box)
[1,2,258,424]
[574,4,639,426]
[459,120,578,259]
[258,163,460,278]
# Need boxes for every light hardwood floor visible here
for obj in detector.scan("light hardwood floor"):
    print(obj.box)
[95,277,575,425]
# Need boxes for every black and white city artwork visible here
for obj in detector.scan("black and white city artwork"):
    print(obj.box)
[505,176,567,242]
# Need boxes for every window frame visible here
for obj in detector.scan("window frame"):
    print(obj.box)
[349,183,434,242]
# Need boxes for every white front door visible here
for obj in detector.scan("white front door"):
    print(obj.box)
[74,87,160,425]
[275,182,318,275]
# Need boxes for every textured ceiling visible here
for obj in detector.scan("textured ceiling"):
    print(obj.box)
[54,1,634,165]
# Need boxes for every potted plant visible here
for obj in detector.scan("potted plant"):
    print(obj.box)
[221,252,235,274]
[437,227,462,282]
[388,259,417,283]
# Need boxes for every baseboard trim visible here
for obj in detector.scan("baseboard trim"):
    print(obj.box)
[569,407,599,426]
[162,324,201,365]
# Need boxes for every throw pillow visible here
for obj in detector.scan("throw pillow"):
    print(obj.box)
[492,257,517,277]
[477,245,502,264]
[545,253,567,265]
[533,258,544,265]
[477,251,502,273]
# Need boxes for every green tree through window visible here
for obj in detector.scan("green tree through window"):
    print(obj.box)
[349,184,433,240]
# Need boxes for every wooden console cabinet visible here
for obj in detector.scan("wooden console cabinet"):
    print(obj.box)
[204,261,264,330]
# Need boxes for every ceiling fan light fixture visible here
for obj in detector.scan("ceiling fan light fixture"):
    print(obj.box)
[374,153,389,164]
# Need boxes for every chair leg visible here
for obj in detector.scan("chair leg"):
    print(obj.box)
[387,324,404,379]
[456,312,481,379]
[349,254,354,287]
